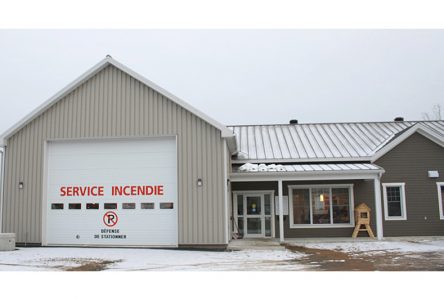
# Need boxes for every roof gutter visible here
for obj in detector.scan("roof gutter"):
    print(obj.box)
[232,157,373,164]
[229,168,385,182]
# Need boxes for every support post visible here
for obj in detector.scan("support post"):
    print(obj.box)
[278,179,284,243]
[0,147,4,233]
[374,175,384,240]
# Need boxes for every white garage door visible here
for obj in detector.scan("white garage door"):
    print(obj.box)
[44,137,178,247]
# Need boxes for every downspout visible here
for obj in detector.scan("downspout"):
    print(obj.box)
[0,147,4,233]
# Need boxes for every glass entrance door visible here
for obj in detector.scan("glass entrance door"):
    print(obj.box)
[246,196,262,237]
[234,192,274,238]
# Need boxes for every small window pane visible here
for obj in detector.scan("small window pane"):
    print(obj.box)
[69,203,81,210]
[264,194,272,215]
[388,202,402,216]
[332,188,350,224]
[104,203,117,209]
[160,202,174,209]
[51,203,64,210]
[247,218,261,234]
[292,189,310,224]
[237,195,243,215]
[246,196,261,215]
[265,217,272,237]
[312,188,330,224]
[441,186,444,216]
[141,203,154,209]
[86,203,99,210]
[236,217,244,237]
[122,203,136,209]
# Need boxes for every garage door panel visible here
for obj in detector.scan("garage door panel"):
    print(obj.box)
[45,137,178,247]
[47,167,177,186]
[49,138,176,152]
[48,153,177,170]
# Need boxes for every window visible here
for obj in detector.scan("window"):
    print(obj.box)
[141,203,154,209]
[382,183,407,220]
[69,203,81,210]
[289,185,354,228]
[51,203,64,210]
[122,203,136,209]
[104,203,117,210]
[86,203,99,210]
[437,183,444,220]
[160,202,174,209]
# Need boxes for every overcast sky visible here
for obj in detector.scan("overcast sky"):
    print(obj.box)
[1,29,444,133]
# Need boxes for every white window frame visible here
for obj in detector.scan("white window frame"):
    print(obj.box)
[436,182,444,220]
[288,184,355,229]
[382,183,407,221]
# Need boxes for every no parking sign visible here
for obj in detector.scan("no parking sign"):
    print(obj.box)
[103,211,118,227]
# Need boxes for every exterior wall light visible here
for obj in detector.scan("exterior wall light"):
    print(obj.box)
[428,171,439,178]
[197,178,203,187]
[18,181,24,189]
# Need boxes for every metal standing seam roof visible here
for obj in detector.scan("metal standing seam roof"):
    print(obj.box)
[232,163,383,173]
[229,121,444,162]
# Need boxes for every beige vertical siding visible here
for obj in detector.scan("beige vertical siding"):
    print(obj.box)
[2,65,227,245]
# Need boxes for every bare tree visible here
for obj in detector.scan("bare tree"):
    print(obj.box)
[422,104,443,120]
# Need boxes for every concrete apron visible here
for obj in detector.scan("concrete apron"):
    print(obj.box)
[228,237,376,250]
[227,238,285,251]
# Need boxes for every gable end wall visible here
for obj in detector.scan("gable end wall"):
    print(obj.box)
[376,132,444,236]
[1,65,227,245]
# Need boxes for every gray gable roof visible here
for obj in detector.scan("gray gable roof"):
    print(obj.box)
[229,121,444,163]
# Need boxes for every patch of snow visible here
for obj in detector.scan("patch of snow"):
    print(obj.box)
[290,239,444,255]
[0,247,306,271]
[239,163,286,172]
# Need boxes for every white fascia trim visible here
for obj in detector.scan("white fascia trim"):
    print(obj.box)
[0,57,111,145]
[233,157,372,164]
[371,124,444,162]
[436,182,444,220]
[0,56,235,145]
[229,169,385,182]
[382,182,407,221]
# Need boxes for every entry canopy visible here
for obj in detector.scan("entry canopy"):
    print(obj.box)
[230,163,385,181]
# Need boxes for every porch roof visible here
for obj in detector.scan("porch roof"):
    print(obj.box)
[230,163,384,181]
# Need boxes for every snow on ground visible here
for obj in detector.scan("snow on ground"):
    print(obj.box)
[0,247,305,271]
[289,238,444,255]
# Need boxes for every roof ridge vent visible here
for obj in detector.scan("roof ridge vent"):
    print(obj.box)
[289,119,298,125]
[394,117,404,122]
